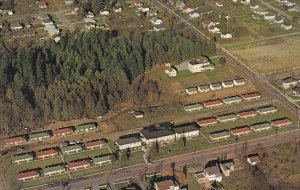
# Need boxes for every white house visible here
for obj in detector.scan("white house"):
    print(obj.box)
[209,131,230,141]
[188,57,212,73]
[203,165,223,182]
[165,66,178,77]
[250,4,259,9]
[189,12,200,19]
[172,123,199,139]
[140,126,175,145]
[222,80,234,88]
[154,179,180,190]
[247,154,261,165]
[233,78,245,86]
[116,137,142,151]
[209,83,222,90]
[216,1,223,7]
[198,85,210,92]
[150,17,163,25]
[221,33,233,39]
[264,14,275,20]
[208,25,220,33]
[293,87,300,96]
[281,23,292,30]
[186,87,198,95]
[99,10,110,16]
[86,11,95,18]
[241,0,250,5]
[282,77,298,89]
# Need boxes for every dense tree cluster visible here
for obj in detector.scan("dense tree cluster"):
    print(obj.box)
[0,30,215,134]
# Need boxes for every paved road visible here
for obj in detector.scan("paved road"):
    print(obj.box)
[37,128,300,190]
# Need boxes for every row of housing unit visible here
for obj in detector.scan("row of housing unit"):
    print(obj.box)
[183,91,262,112]
[16,154,112,182]
[5,122,98,147]
[185,78,245,95]
[208,118,293,141]
[197,105,278,126]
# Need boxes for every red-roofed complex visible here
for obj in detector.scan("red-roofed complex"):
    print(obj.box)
[154,179,180,190]
[197,118,218,127]
[39,0,47,8]
[52,127,74,137]
[271,118,292,128]
[5,136,27,146]
[36,149,59,159]
[237,110,258,118]
[247,154,261,165]
[230,127,251,136]
[242,92,261,101]
[203,100,223,108]
[16,170,40,182]
[68,159,91,171]
[84,139,106,150]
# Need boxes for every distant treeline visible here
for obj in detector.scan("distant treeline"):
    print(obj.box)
[0,30,216,134]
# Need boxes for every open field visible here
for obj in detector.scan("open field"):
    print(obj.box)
[228,36,300,75]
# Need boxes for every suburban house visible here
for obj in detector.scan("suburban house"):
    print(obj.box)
[197,117,218,127]
[39,1,47,8]
[238,110,258,118]
[209,83,222,90]
[36,148,59,159]
[16,170,40,182]
[133,0,143,7]
[153,24,166,31]
[172,123,199,139]
[203,164,222,182]
[247,154,261,165]
[198,85,210,92]
[146,9,158,17]
[68,159,91,171]
[65,0,74,5]
[221,33,233,39]
[116,137,142,151]
[150,17,163,25]
[93,155,112,166]
[5,136,27,146]
[154,179,180,190]
[186,87,198,95]
[230,127,252,136]
[209,131,230,141]
[221,80,234,88]
[85,139,106,150]
[28,131,51,141]
[250,4,259,9]
[140,126,175,145]
[271,118,292,128]
[12,153,34,164]
[183,103,203,112]
[203,100,224,108]
[217,114,238,123]
[86,11,95,18]
[194,172,208,184]
[208,25,220,33]
[282,77,298,89]
[281,23,292,30]
[241,92,262,101]
[250,122,272,132]
[165,66,178,77]
[241,0,251,4]
[52,126,74,137]
[74,123,97,133]
[43,165,66,176]
[222,96,243,104]
[264,14,275,20]
[233,78,245,86]
[133,111,144,118]
[10,22,23,30]
[257,106,277,115]
[189,12,200,19]
[61,144,83,155]
[202,18,215,29]
[187,57,213,73]
[99,10,110,16]
[113,3,123,13]
[293,87,300,96]
[220,160,234,176]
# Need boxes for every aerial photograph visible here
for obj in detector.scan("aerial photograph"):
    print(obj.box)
[0,0,299,189]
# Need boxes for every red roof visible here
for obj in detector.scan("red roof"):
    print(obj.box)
[203,100,223,107]
[85,139,106,148]
[16,171,39,180]
[238,110,258,117]
[36,149,58,158]
[272,118,292,126]
[52,127,73,136]
[156,179,176,190]
[68,159,90,169]
[197,118,218,126]
[242,92,261,100]
[248,155,261,163]
[5,136,26,144]
[39,1,46,6]
[231,127,251,135]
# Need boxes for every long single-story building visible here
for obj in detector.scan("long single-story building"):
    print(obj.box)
[5,136,27,146]
[198,85,210,92]
[217,114,238,123]
[84,139,106,150]
[257,106,277,115]
[186,87,198,95]
[16,170,40,182]
[44,165,66,176]
[172,123,199,139]
[12,153,34,164]
[233,78,245,86]
[197,117,218,127]
[92,155,112,166]
[116,137,142,151]
[222,96,243,105]
[74,123,97,133]
[28,131,51,141]
[221,80,234,88]
[230,127,252,136]
[61,144,83,155]
[203,100,224,108]
[237,110,258,118]
[209,131,230,141]
[183,103,203,112]
[36,148,59,159]
[250,122,272,132]
[52,127,74,137]
[209,83,222,90]
[271,118,292,128]
[68,159,91,171]
[241,92,261,101]
[140,126,175,145]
